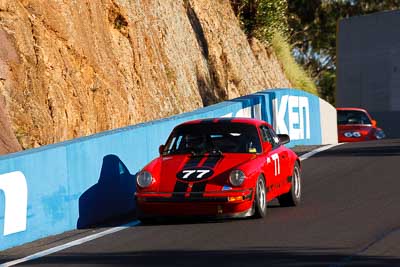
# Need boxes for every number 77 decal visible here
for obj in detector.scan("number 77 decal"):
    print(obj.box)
[182,169,211,179]
[271,153,280,176]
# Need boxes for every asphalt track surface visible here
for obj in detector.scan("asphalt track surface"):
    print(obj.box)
[2,139,400,266]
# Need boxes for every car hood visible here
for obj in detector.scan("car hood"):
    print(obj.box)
[157,153,256,192]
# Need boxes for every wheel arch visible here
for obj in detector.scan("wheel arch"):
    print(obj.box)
[296,158,301,169]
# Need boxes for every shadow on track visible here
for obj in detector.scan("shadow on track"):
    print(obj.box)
[16,248,400,267]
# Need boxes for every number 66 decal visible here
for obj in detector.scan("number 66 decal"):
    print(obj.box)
[176,167,214,182]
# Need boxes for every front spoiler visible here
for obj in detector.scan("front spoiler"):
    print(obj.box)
[135,189,254,219]
[135,189,253,203]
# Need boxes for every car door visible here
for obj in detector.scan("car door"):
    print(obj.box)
[259,125,280,200]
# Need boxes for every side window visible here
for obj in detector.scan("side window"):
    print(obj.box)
[164,134,183,154]
[260,125,280,149]
[268,128,281,148]
[259,126,274,144]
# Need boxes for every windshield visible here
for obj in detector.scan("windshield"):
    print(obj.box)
[163,122,262,155]
[337,110,372,125]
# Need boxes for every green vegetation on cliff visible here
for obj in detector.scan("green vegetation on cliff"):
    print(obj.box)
[232,0,400,104]
[231,0,317,95]
[287,0,400,105]
[270,31,317,95]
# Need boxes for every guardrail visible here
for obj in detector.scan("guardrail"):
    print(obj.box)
[0,88,337,250]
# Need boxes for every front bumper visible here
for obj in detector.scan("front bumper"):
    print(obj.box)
[135,189,254,218]
[338,136,368,142]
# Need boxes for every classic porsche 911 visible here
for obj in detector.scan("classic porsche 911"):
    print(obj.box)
[337,107,386,142]
[135,118,301,222]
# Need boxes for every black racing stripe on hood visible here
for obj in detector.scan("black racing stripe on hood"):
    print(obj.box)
[172,156,204,197]
[184,156,203,168]
[202,155,221,168]
[189,155,220,197]
[190,182,207,197]
[172,181,188,198]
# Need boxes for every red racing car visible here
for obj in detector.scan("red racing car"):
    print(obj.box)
[135,118,301,222]
[337,107,386,142]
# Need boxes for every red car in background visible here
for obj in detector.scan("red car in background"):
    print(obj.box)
[337,107,386,142]
[135,118,301,222]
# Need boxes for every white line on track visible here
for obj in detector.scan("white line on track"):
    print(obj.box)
[299,143,342,161]
[1,143,341,266]
[0,220,140,267]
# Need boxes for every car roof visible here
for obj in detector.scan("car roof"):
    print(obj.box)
[336,107,369,113]
[177,117,270,128]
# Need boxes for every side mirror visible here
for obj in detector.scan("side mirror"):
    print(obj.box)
[371,119,377,127]
[159,145,165,155]
[277,134,290,145]
[262,142,272,153]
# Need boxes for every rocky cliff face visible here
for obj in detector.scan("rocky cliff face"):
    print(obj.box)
[0,0,290,155]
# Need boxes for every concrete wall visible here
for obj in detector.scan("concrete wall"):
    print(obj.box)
[319,98,338,144]
[367,111,400,138]
[0,89,336,251]
[337,10,400,137]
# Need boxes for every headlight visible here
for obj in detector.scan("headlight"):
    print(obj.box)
[344,131,361,138]
[137,171,153,188]
[344,132,353,138]
[229,170,246,186]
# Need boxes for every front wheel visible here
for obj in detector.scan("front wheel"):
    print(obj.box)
[253,175,267,218]
[278,161,301,207]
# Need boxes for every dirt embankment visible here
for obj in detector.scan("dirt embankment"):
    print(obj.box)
[0,0,290,155]
[0,98,21,154]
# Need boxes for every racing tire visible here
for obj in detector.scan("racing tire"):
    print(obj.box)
[278,161,301,207]
[253,175,267,218]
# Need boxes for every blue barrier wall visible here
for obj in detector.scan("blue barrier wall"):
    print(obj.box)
[233,89,322,146]
[0,88,324,250]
